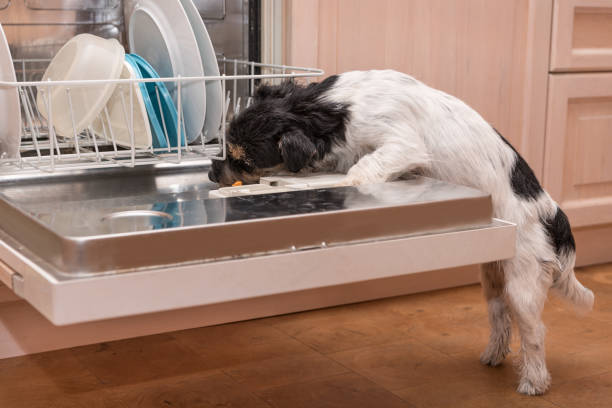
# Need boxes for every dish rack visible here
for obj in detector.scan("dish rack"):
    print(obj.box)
[0,57,323,175]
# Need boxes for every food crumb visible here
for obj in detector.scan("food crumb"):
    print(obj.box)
[232,181,243,187]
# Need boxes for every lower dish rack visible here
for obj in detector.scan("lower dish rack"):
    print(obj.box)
[0,57,323,175]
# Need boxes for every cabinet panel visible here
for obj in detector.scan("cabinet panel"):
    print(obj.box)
[544,73,612,227]
[286,0,553,179]
[551,0,612,71]
[569,99,612,186]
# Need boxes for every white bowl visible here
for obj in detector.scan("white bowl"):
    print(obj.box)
[36,34,125,137]
[91,60,153,149]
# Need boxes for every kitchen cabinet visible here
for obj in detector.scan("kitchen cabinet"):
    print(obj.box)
[551,0,612,72]
[544,73,612,230]
[285,0,612,266]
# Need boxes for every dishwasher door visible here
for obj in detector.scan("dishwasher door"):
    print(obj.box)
[0,163,516,325]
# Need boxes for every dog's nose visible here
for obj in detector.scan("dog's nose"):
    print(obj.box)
[208,168,218,183]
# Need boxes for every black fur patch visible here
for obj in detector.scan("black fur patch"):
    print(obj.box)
[224,75,349,173]
[493,127,544,200]
[254,81,301,100]
[541,206,576,256]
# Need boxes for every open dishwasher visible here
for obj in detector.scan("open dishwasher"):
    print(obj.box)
[0,0,516,326]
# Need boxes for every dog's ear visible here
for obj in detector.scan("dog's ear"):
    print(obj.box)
[279,130,317,173]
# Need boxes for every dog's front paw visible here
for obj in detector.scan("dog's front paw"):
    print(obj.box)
[517,371,551,395]
[480,343,510,367]
[332,175,363,187]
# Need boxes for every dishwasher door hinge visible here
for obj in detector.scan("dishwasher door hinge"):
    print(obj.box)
[11,272,24,298]
[0,259,24,298]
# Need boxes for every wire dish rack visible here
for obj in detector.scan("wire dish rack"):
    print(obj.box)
[0,57,323,175]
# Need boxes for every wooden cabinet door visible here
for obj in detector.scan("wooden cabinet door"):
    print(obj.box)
[551,0,612,72]
[544,73,612,228]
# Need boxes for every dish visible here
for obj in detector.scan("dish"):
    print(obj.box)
[128,0,206,143]
[92,60,153,149]
[0,22,21,158]
[179,0,223,142]
[126,54,186,148]
[36,34,124,137]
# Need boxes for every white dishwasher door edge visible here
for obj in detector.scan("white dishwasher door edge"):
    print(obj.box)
[0,219,516,325]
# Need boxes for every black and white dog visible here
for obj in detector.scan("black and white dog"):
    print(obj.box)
[209,70,594,395]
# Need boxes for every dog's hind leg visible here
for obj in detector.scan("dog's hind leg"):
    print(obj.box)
[504,256,552,395]
[480,261,512,367]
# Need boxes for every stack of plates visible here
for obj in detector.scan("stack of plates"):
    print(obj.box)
[2,0,223,157]
[126,53,186,149]
[129,0,222,144]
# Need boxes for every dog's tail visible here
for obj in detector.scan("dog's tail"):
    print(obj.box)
[552,250,594,314]
[546,207,594,313]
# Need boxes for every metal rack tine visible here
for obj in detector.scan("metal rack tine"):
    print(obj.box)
[224,90,231,119]
[233,59,238,111]
[66,88,81,159]
[26,86,45,130]
[129,79,135,166]
[176,75,182,162]
[86,127,100,161]
[99,115,111,157]
[103,106,118,154]
[19,87,41,158]
[235,96,242,115]
[180,102,189,153]
[155,85,171,152]
[42,83,55,170]
[221,74,226,160]
[199,129,206,148]
[250,61,255,96]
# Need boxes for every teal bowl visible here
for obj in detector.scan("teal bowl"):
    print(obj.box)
[125,53,186,149]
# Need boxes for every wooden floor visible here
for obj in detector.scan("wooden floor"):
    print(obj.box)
[1,264,612,407]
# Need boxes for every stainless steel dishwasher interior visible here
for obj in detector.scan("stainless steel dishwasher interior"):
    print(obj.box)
[0,162,218,213]
[0,167,495,278]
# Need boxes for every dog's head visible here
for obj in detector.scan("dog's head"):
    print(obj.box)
[209,78,348,186]
[208,100,321,186]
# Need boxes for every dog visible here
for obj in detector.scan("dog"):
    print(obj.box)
[208,70,594,395]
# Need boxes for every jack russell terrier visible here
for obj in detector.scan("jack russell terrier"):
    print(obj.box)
[208,70,594,395]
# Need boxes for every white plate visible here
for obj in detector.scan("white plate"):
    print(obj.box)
[128,0,206,143]
[91,60,153,149]
[179,0,222,142]
[0,23,21,158]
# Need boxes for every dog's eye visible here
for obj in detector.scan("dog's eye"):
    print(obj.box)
[235,159,254,173]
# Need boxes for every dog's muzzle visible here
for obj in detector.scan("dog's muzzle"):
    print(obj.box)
[208,167,219,183]
[208,169,219,183]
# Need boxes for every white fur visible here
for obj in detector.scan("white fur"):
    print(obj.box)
[314,70,594,395]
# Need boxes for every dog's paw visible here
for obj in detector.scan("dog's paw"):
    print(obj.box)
[517,372,551,396]
[479,344,510,367]
[332,175,362,187]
